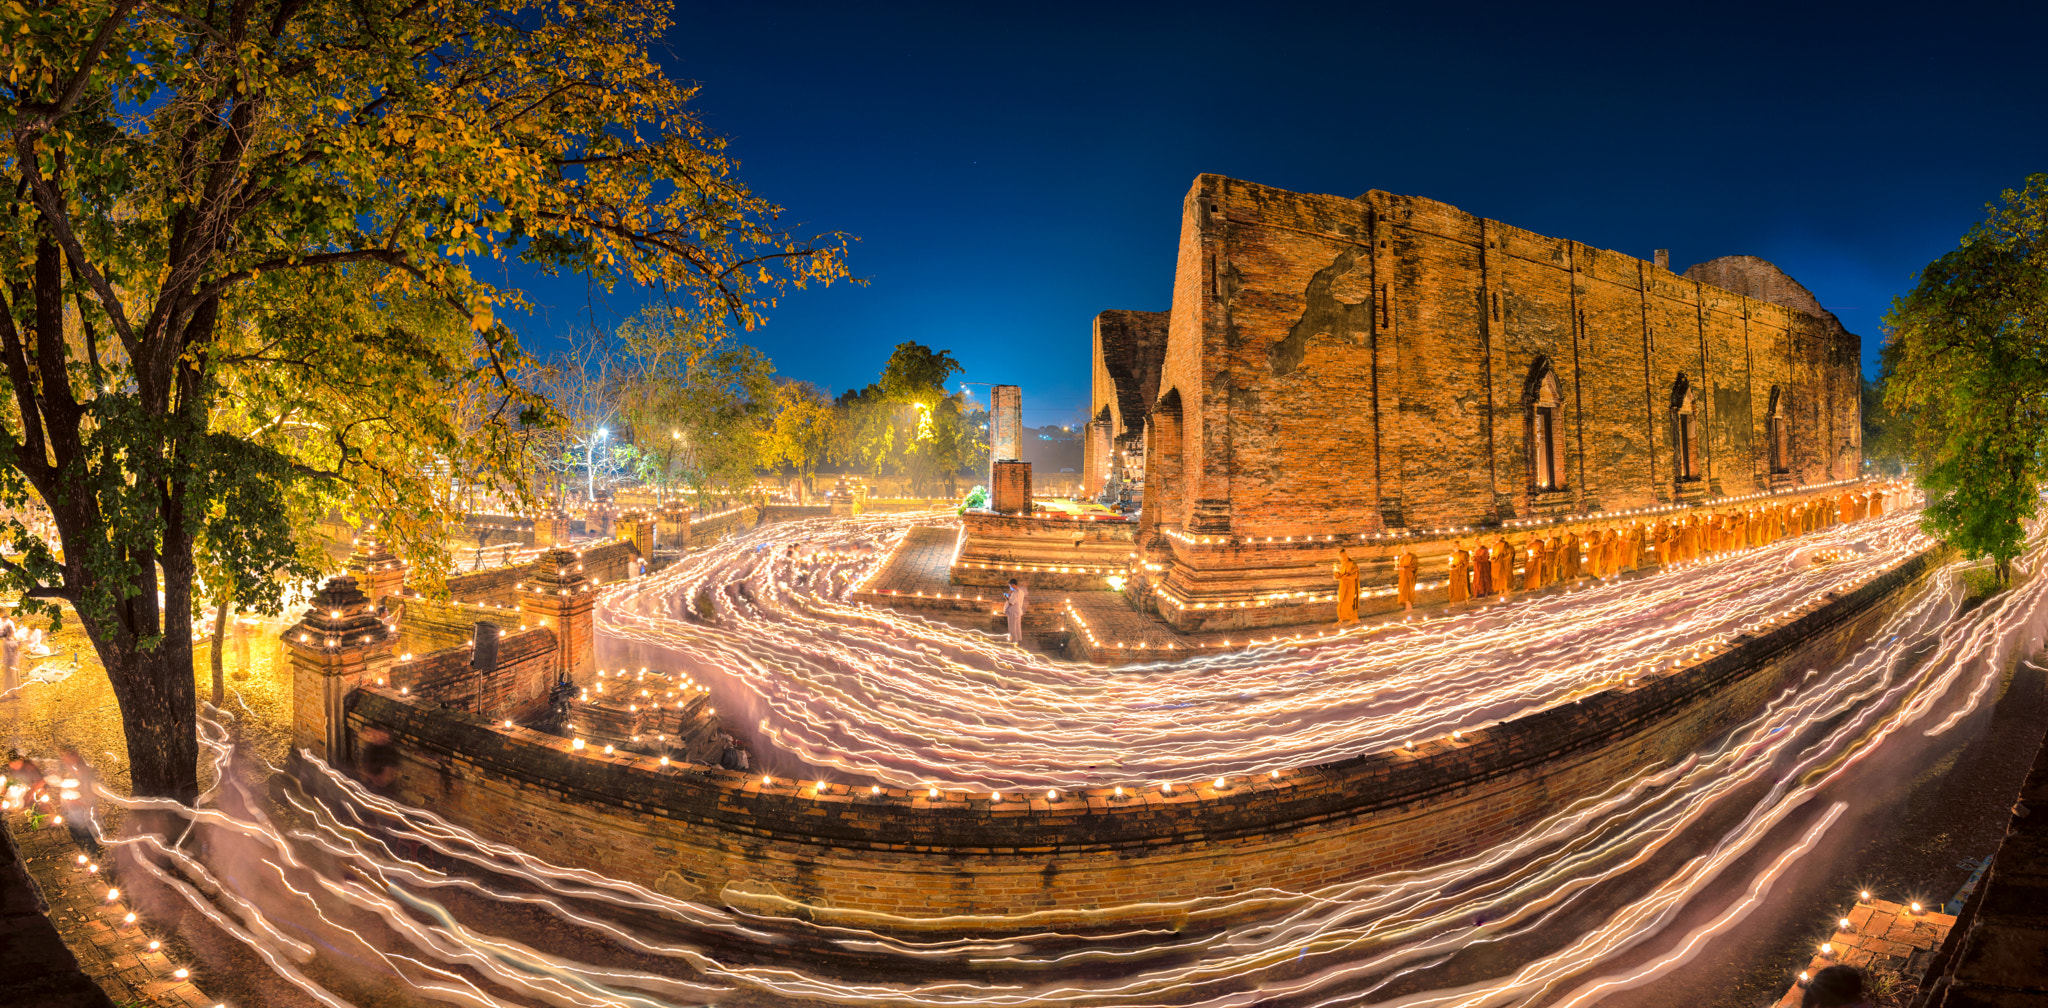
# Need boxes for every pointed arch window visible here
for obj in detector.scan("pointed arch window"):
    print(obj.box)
[1527,361,1564,491]
[1671,374,1699,482]
[1766,386,1790,474]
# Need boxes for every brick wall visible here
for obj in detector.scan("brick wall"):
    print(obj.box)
[1090,310,1170,449]
[1133,174,1863,617]
[390,626,559,722]
[345,544,1938,929]
[431,537,642,607]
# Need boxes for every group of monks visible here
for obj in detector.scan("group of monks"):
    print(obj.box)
[1329,485,1898,621]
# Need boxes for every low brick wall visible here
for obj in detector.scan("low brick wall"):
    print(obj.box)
[388,626,559,722]
[431,538,642,606]
[346,543,1944,931]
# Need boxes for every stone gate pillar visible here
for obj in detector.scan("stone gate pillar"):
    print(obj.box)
[1084,417,1113,498]
[619,510,655,567]
[285,575,396,767]
[516,547,595,685]
[343,534,407,605]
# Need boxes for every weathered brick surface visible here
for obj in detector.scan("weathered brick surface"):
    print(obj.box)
[1087,310,1170,495]
[431,537,641,606]
[344,544,1938,928]
[951,513,1135,590]
[1123,175,1864,627]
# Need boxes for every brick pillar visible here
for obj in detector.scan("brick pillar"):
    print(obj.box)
[992,460,1032,515]
[343,536,407,605]
[516,547,595,685]
[284,575,396,767]
[534,512,572,547]
[619,509,655,565]
[990,384,1022,488]
[657,507,688,549]
[1084,418,1113,498]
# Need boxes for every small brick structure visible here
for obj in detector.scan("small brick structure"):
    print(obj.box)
[1773,897,1956,1007]
[284,575,397,765]
[990,460,1032,515]
[989,384,1022,488]
[950,512,1134,591]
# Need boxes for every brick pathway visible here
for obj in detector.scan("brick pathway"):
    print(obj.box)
[8,811,218,1008]
[1771,896,1954,1006]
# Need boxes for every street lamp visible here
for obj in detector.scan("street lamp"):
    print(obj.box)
[588,427,608,503]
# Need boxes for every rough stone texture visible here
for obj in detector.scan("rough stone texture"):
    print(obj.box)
[433,537,640,606]
[343,544,1938,930]
[990,385,1023,488]
[1124,175,1863,625]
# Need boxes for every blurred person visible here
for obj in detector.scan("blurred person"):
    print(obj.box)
[55,745,100,858]
[4,748,45,807]
[1803,964,1872,1008]
[1004,578,1030,644]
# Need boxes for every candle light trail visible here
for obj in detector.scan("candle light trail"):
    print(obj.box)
[47,489,2048,1007]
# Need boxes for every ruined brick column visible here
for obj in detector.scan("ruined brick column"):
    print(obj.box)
[516,546,595,685]
[343,535,407,605]
[989,384,1022,489]
[284,575,396,767]
[1084,418,1113,498]
[619,510,655,566]
[656,506,689,550]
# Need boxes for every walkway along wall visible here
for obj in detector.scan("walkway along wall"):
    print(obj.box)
[335,543,1946,931]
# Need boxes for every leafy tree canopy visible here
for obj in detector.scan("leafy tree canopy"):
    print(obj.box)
[1883,173,2048,577]
[0,0,848,799]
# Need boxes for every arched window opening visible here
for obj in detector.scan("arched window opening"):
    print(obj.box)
[1525,361,1565,491]
[1671,374,1699,482]
[1766,386,1790,474]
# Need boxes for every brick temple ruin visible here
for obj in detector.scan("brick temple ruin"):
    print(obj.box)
[1082,174,1863,630]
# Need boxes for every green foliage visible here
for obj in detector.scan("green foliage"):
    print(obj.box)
[1883,173,2048,575]
[877,342,963,407]
[1860,371,1909,477]
[0,0,848,798]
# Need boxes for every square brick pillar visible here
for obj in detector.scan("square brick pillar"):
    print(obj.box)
[343,536,407,605]
[992,459,1032,515]
[284,575,396,767]
[657,507,688,549]
[619,510,655,566]
[516,547,595,686]
[534,513,572,547]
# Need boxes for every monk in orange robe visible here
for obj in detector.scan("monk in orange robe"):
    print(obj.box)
[1331,549,1359,622]
[1447,545,1471,604]
[1525,540,1546,591]
[1396,549,1418,612]
[1543,535,1563,584]
[1473,541,1494,596]
[1869,488,1885,517]
[1491,535,1513,594]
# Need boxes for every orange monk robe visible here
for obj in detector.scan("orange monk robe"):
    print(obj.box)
[1585,532,1606,578]
[1447,549,1471,603]
[1855,493,1871,521]
[1543,536,1564,584]
[1525,541,1546,591]
[1473,543,1494,596]
[1558,531,1578,579]
[1491,536,1513,593]
[1396,551,1418,610]
[1838,491,1856,524]
[1604,529,1622,573]
[1331,552,1360,621]
[1869,489,1885,517]
[1625,524,1643,571]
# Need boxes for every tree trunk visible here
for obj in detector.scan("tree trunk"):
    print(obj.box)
[101,643,201,804]
[209,592,232,708]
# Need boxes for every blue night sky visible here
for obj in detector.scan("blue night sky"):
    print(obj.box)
[514,1,2048,429]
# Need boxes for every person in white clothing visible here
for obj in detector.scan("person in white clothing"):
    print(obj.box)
[1004,578,1029,644]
